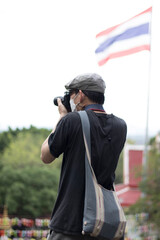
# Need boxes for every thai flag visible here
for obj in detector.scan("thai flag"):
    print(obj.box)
[95,7,152,66]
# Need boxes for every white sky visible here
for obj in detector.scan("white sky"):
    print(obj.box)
[0,0,159,141]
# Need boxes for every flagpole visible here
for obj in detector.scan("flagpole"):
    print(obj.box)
[143,6,153,171]
[143,53,151,168]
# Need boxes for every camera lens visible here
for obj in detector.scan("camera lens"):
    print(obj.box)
[53,96,64,106]
[53,92,71,112]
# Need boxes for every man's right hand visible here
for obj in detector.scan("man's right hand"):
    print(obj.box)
[57,98,68,118]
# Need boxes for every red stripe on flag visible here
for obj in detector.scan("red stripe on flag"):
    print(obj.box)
[96,7,152,38]
[96,24,120,38]
[98,45,150,66]
[133,6,152,19]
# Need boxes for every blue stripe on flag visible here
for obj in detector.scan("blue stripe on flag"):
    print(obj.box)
[95,23,149,53]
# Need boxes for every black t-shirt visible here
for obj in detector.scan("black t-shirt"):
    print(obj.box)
[48,110,127,235]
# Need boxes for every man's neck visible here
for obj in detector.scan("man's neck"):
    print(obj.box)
[84,104,105,113]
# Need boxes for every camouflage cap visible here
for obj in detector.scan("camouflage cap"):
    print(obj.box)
[65,73,106,94]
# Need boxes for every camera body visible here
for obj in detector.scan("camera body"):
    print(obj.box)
[53,92,71,112]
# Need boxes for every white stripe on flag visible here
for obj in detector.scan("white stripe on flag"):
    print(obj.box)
[96,34,150,62]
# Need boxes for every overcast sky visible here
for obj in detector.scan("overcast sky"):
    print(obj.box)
[0,0,159,141]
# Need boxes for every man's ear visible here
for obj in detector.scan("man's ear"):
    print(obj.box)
[79,90,85,102]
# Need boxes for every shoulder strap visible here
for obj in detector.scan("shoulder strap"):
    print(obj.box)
[78,111,98,183]
[78,111,91,163]
[78,110,115,191]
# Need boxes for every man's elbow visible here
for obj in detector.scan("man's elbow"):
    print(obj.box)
[41,152,55,164]
[41,146,55,164]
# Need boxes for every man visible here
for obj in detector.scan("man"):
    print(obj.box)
[41,73,127,240]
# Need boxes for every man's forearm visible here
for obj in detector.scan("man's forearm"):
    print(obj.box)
[40,120,60,164]
[41,98,68,164]
[41,134,55,164]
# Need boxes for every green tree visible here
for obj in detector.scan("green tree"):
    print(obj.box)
[0,165,59,217]
[129,135,160,232]
[0,127,62,218]
[115,152,124,184]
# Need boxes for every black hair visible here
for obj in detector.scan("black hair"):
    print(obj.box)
[69,89,105,104]
[69,89,79,95]
[82,90,105,104]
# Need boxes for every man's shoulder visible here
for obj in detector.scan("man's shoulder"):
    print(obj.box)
[112,114,126,124]
[112,114,127,129]
[61,112,80,123]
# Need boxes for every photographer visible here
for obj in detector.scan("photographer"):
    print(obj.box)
[41,73,127,240]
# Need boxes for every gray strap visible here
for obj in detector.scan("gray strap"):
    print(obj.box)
[78,110,115,191]
[78,111,98,182]
[78,111,91,160]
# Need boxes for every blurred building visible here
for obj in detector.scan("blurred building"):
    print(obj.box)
[116,144,144,207]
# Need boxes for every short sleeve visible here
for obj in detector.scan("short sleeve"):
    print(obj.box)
[48,116,69,158]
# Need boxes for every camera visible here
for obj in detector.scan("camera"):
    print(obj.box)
[53,91,71,112]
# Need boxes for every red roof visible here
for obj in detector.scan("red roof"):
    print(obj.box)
[115,184,141,207]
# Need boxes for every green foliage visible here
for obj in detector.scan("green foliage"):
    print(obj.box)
[129,135,160,232]
[115,152,124,184]
[1,166,59,218]
[0,126,62,218]
[0,126,50,154]
[127,138,135,145]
